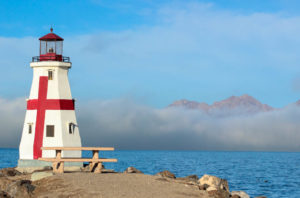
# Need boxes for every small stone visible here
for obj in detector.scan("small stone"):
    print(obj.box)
[231,191,250,198]
[198,174,229,192]
[0,168,21,177]
[6,180,35,198]
[155,170,176,179]
[31,172,54,182]
[199,184,210,190]
[0,177,13,190]
[185,175,199,181]
[123,167,143,174]
[177,175,199,184]
[207,189,230,198]
[0,190,11,198]
[206,186,218,192]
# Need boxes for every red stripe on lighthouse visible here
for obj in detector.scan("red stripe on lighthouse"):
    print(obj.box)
[27,76,75,159]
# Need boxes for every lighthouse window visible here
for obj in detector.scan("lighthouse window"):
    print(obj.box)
[28,124,32,134]
[69,123,75,134]
[48,70,53,80]
[46,125,55,137]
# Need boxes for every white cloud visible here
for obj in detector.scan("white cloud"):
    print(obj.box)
[2,97,300,151]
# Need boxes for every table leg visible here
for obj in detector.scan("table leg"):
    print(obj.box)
[94,162,102,173]
[89,150,99,172]
[53,150,63,174]
[57,162,64,174]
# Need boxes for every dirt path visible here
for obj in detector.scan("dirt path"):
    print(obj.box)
[33,173,210,198]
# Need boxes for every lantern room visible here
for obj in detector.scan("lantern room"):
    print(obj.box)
[37,28,65,62]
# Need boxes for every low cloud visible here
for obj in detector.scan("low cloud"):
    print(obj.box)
[2,97,299,151]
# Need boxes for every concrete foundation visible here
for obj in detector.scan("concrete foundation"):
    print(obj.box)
[18,159,83,168]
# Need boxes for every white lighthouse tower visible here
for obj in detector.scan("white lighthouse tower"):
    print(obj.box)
[18,28,82,167]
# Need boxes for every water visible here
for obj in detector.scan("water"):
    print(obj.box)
[1,149,300,198]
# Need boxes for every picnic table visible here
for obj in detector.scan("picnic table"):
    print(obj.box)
[39,147,117,173]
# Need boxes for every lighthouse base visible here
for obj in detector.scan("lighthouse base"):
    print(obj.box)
[17,159,83,168]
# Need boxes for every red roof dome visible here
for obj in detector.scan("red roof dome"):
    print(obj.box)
[39,28,64,41]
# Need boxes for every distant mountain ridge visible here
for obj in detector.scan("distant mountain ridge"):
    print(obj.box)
[169,94,275,115]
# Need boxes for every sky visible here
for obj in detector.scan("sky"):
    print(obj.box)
[0,0,300,107]
[0,0,300,150]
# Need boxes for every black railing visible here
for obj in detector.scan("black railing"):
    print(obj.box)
[32,56,70,62]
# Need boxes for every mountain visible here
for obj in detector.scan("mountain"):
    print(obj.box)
[168,94,274,115]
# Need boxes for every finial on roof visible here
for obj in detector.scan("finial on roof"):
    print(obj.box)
[50,27,53,33]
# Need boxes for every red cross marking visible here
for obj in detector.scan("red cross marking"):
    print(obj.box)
[27,76,75,159]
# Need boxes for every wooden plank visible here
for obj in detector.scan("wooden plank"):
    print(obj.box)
[38,158,117,162]
[41,147,115,151]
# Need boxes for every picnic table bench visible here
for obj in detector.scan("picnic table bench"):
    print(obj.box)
[38,147,117,173]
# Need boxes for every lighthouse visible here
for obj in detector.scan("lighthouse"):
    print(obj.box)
[18,28,82,167]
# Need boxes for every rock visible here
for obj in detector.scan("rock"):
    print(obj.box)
[199,184,210,190]
[198,174,229,192]
[185,175,199,181]
[231,195,241,198]
[31,172,54,182]
[0,191,11,198]
[6,180,35,198]
[255,197,267,198]
[206,186,218,191]
[123,167,143,174]
[155,170,176,179]
[0,177,12,190]
[176,175,199,186]
[231,191,250,198]
[177,175,199,183]
[207,189,230,198]
[0,168,21,177]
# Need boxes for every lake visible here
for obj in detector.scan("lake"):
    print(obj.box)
[1,149,299,197]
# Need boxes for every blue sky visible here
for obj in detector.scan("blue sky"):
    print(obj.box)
[1,0,300,108]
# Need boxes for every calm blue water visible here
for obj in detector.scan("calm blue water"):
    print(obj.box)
[1,149,300,198]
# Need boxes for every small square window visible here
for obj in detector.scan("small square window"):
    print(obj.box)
[28,124,32,134]
[46,125,54,137]
[48,70,53,80]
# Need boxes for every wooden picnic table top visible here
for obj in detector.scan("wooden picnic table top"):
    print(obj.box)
[38,158,117,162]
[41,147,115,151]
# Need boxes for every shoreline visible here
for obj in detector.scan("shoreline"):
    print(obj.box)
[0,166,266,198]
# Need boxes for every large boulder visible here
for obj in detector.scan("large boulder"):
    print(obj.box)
[198,174,229,192]
[123,167,143,174]
[155,170,176,179]
[0,168,21,177]
[231,191,250,198]
[31,172,54,182]
[6,180,35,198]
